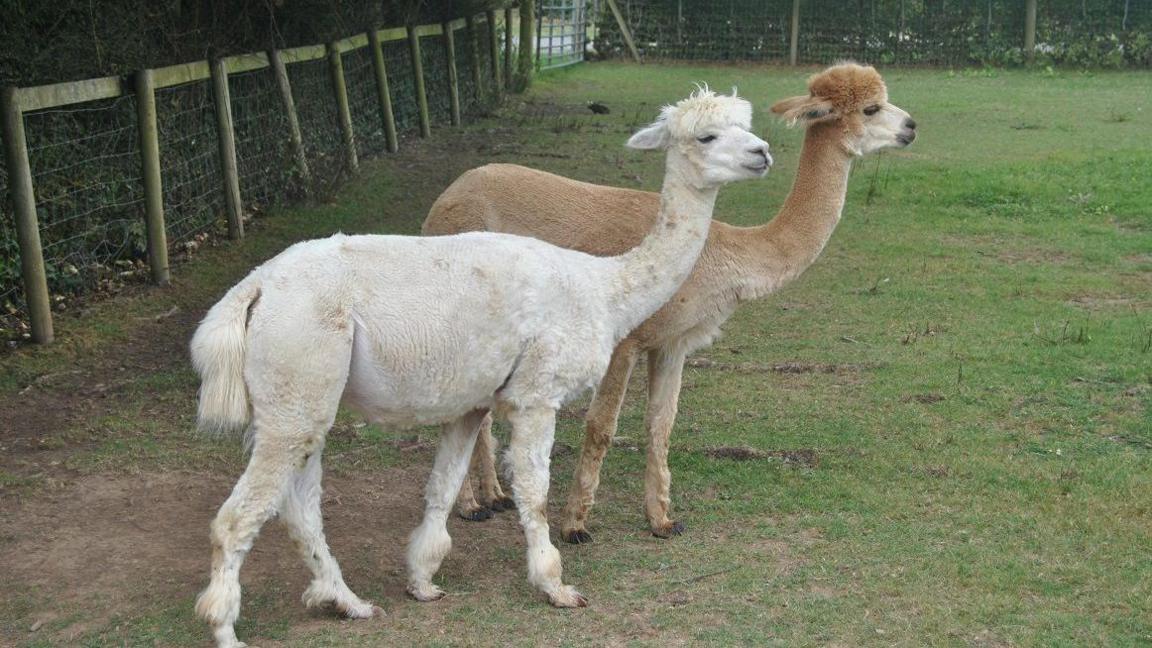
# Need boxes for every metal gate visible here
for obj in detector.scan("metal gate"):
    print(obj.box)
[536,0,591,69]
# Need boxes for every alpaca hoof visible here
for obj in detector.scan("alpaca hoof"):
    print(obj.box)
[459,507,493,522]
[211,625,247,648]
[407,582,446,602]
[548,586,589,608]
[337,599,379,619]
[652,520,685,539]
[488,496,516,512]
[563,529,593,545]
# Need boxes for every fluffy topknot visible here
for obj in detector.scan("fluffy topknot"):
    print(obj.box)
[806,62,887,112]
[660,86,753,139]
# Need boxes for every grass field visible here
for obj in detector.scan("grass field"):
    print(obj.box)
[1,63,1150,646]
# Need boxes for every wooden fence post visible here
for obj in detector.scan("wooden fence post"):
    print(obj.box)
[133,69,170,285]
[268,49,312,194]
[504,7,515,91]
[1025,0,1037,60]
[408,25,432,138]
[605,0,642,63]
[367,29,399,153]
[466,16,484,101]
[536,5,544,69]
[486,10,502,95]
[519,0,535,87]
[789,0,801,66]
[442,23,462,126]
[209,59,244,239]
[0,87,53,343]
[327,42,359,173]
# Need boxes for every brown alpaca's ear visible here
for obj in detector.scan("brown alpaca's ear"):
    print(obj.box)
[770,95,836,127]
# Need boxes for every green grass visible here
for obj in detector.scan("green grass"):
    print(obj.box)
[1,63,1150,646]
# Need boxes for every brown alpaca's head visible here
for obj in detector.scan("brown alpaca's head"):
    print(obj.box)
[771,62,916,156]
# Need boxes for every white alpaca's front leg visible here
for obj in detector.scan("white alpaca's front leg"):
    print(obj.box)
[506,406,588,608]
[407,410,486,601]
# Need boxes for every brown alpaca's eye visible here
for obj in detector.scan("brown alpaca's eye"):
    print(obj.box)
[863,105,881,116]
[697,135,717,143]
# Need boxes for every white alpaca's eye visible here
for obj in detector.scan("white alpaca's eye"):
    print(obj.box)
[697,135,717,143]
[863,105,881,116]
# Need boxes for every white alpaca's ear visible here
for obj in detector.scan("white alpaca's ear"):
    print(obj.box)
[626,120,671,150]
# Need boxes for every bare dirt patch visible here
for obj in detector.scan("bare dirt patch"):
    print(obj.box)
[940,235,1075,266]
[994,248,1072,265]
[0,464,534,645]
[0,298,203,466]
[685,357,874,375]
[700,446,819,467]
[1065,295,1148,311]
[901,393,946,404]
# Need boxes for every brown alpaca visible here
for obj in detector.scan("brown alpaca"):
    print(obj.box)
[423,63,916,542]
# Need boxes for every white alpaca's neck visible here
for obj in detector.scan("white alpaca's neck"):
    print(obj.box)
[605,153,718,338]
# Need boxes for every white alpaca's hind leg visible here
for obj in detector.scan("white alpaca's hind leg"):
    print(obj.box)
[196,441,299,648]
[506,406,588,608]
[407,410,486,601]
[282,445,376,618]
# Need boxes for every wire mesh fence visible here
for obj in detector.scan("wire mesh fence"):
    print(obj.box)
[156,80,225,246]
[290,57,350,194]
[230,67,295,210]
[422,34,455,124]
[344,45,390,157]
[0,131,15,321]
[597,0,1152,66]
[382,39,422,134]
[456,24,480,115]
[23,96,147,309]
[1,18,505,343]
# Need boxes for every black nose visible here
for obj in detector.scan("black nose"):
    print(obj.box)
[905,118,917,130]
[749,146,769,160]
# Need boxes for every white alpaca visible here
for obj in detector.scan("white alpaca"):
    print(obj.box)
[190,88,771,648]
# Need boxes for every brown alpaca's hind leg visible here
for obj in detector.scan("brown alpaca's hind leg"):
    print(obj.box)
[561,341,639,544]
[643,348,687,539]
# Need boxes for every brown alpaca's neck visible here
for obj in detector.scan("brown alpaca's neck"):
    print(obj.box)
[740,123,854,298]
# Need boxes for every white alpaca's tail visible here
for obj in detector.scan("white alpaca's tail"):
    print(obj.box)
[190,275,262,435]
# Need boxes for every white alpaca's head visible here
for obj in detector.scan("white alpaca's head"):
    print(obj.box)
[627,87,772,188]
[771,62,916,157]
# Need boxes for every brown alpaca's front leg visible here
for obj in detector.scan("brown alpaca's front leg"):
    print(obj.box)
[643,348,687,539]
[455,414,512,520]
[561,341,639,544]
[454,470,491,521]
[473,414,515,511]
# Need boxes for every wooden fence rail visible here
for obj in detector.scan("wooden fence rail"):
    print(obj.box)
[1,11,522,345]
